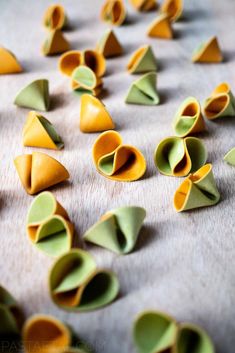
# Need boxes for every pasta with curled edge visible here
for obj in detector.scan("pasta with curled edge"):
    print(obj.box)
[100,0,126,26]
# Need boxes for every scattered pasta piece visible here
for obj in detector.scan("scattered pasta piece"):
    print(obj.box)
[192,36,223,63]
[0,286,24,338]
[43,4,67,30]
[26,191,74,257]
[14,79,50,111]
[82,49,106,77]
[14,152,69,195]
[173,97,205,137]
[161,0,183,22]
[129,0,157,11]
[80,94,115,133]
[203,82,235,120]
[96,29,123,58]
[127,45,157,74]
[133,311,178,353]
[49,249,119,312]
[42,29,70,56]
[147,13,173,39]
[84,206,146,254]
[71,65,103,96]
[154,136,207,177]
[0,47,22,74]
[101,0,126,26]
[125,72,159,105]
[23,111,64,150]
[59,50,82,76]
[174,164,220,212]
[224,147,235,166]
[92,130,146,181]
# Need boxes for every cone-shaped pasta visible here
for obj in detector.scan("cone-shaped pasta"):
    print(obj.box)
[96,29,123,58]
[127,45,157,74]
[71,66,103,96]
[147,13,173,39]
[101,0,126,26]
[59,50,82,76]
[22,314,71,353]
[0,286,24,338]
[23,111,64,150]
[129,0,157,11]
[92,131,146,181]
[82,49,106,78]
[133,311,178,353]
[126,72,160,105]
[203,82,235,120]
[80,94,115,133]
[174,164,220,212]
[43,4,67,30]
[161,0,183,22]
[192,36,223,63]
[174,323,214,353]
[84,206,146,254]
[224,147,235,166]
[49,249,119,312]
[154,136,207,177]
[173,97,205,137]
[26,192,74,257]
[0,47,22,74]
[14,79,50,111]
[42,29,70,56]
[14,152,69,195]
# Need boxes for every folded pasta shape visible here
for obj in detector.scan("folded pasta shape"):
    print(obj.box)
[126,72,160,105]
[49,249,119,312]
[127,45,157,74]
[43,4,67,30]
[192,36,223,63]
[174,164,220,212]
[160,0,183,22]
[14,152,70,195]
[84,206,146,254]
[147,13,173,39]
[173,97,205,137]
[23,111,64,150]
[101,0,126,26]
[0,47,22,74]
[14,79,50,111]
[42,29,70,56]
[133,311,178,353]
[80,94,115,133]
[154,136,207,177]
[71,66,103,96]
[96,29,123,58]
[129,0,157,11]
[203,82,235,120]
[59,50,82,76]
[92,130,146,181]
[224,147,235,166]
[0,286,24,338]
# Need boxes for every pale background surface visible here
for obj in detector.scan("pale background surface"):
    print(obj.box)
[0,0,235,352]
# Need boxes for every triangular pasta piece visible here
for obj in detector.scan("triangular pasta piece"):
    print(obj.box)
[147,13,173,39]
[100,0,126,26]
[127,45,157,74]
[174,164,220,212]
[59,50,82,76]
[129,0,157,11]
[161,0,183,22]
[14,79,50,111]
[173,97,205,137]
[43,4,67,30]
[23,111,64,150]
[14,152,69,195]
[192,36,223,63]
[126,72,160,105]
[80,94,115,133]
[82,49,106,77]
[71,65,103,96]
[42,29,70,56]
[0,47,22,74]
[96,29,123,58]
[224,147,235,166]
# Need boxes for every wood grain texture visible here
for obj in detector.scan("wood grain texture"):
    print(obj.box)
[0,0,235,352]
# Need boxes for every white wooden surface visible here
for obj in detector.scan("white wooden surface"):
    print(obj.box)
[0,0,235,352]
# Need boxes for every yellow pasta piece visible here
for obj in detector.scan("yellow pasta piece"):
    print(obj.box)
[129,0,157,11]
[161,0,183,22]
[127,45,157,74]
[147,13,173,39]
[192,36,223,63]
[59,50,82,76]
[96,29,123,58]
[42,29,70,56]
[101,0,126,26]
[43,4,67,30]
[0,47,22,74]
